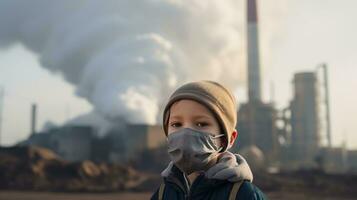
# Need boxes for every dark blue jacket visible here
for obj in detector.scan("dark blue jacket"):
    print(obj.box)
[151,165,267,200]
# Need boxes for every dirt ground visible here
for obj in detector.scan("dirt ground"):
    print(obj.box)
[0,191,151,200]
[2,146,357,200]
[1,191,356,200]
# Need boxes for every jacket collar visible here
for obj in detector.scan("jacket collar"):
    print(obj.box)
[162,151,253,182]
[162,151,254,195]
[165,164,228,194]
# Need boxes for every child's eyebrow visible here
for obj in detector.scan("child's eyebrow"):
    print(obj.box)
[169,115,182,120]
[192,115,211,120]
[169,115,211,120]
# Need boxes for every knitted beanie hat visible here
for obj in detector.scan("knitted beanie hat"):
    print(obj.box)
[162,80,238,152]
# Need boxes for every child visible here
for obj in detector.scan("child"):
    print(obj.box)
[151,81,267,200]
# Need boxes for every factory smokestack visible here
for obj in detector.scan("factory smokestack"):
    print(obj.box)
[319,63,332,148]
[247,0,262,102]
[31,104,37,136]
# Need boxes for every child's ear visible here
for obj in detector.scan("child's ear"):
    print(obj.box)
[228,130,238,148]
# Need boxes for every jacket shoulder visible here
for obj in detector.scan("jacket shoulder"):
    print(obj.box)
[235,181,268,200]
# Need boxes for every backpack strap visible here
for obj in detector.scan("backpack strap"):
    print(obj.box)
[158,182,165,200]
[228,181,244,200]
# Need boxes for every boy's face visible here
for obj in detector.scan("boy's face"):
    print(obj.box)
[168,99,224,148]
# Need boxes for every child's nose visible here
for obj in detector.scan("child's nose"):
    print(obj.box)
[180,122,194,129]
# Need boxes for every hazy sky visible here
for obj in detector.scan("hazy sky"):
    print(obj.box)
[0,0,356,149]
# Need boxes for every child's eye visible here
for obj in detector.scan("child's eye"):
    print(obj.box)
[170,122,182,127]
[196,122,209,127]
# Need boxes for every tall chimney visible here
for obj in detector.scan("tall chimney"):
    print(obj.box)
[31,103,37,136]
[322,63,332,148]
[0,87,4,145]
[247,0,262,102]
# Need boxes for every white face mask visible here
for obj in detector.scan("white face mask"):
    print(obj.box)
[167,128,225,174]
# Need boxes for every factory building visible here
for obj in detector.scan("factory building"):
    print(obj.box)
[93,124,166,163]
[234,102,279,163]
[289,72,320,168]
[20,124,167,164]
[318,146,348,174]
[21,126,93,162]
[347,150,357,173]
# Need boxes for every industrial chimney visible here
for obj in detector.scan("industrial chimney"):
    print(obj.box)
[31,103,37,136]
[247,0,262,102]
[321,64,332,148]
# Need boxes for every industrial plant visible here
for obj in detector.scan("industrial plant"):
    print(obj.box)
[8,0,357,175]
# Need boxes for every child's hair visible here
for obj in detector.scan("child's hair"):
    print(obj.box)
[162,80,237,152]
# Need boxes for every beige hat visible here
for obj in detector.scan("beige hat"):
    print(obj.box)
[162,80,238,152]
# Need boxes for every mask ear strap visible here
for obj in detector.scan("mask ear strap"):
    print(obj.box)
[217,146,224,152]
[211,134,225,152]
[211,134,225,139]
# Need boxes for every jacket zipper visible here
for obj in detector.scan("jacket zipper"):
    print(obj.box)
[184,173,204,200]
[166,172,204,200]
[183,173,191,200]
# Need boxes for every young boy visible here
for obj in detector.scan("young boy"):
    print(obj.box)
[151,81,267,200]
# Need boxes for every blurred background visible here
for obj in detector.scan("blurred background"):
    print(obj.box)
[0,0,357,199]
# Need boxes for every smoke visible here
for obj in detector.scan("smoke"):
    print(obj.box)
[0,0,245,125]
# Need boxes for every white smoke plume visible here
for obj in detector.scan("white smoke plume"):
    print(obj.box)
[0,0,246,125]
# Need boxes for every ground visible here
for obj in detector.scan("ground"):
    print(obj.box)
[1,191,356,200]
